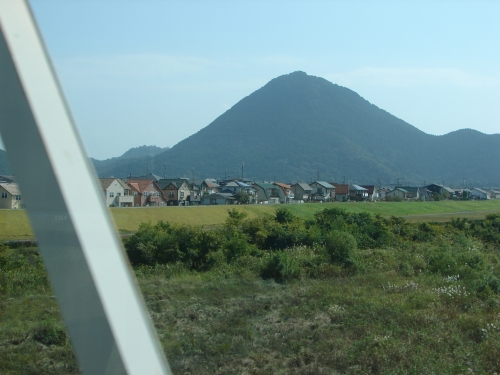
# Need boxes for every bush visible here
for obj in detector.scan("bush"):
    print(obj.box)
[260,251,300,281]
[324,230,358,268]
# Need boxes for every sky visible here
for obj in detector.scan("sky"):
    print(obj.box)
[26,0,500,160]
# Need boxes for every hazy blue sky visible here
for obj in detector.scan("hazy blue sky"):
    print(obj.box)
[28,0,499,160]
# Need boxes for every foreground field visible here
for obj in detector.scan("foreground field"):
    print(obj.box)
[0,199,499,239]
[1,209,500,374]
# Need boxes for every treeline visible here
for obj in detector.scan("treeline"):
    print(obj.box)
[125,208,500,288]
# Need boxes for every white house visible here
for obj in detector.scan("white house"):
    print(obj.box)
[0,182,23,209]
[99,178,134,207]
[471,188,490,200]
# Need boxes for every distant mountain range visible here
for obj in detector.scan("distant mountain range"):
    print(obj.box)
[91,145,169,176]
[1,72,499,185]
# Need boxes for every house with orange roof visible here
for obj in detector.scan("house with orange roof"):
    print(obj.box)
[274,182,294,203]
[127,179,166,207]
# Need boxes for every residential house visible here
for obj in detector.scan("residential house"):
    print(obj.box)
[425,184,455,199]
[0,182,23,209]
[99,178,134,207]
[376,187,391,201]
[349,184,369,201]
[394,186,420,199]
[253,182,284,204]
[274,182,294,203]
[310,181,335,202]
[221,180,257,203]
[127,179,166,207]
[188,182,201,206]
[157,178,192,206]
[200,193,236,205]
[487,189,500,199]
[471,188,490,200]
[386,188,408,200]
[360,185,378,201]
[291,182,313,203]
[200,179,220,195]
[332,183,349,201]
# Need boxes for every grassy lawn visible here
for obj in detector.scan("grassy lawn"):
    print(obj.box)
[1,199,499,239]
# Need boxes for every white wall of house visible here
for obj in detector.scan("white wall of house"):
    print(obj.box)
[104,179,126,207]
[471,188,490,200]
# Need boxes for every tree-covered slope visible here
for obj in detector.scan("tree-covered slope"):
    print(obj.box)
[96,71,497,185]
[91,145,169,177]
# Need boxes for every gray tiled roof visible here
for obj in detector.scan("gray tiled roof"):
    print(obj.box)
[0,182,20,195]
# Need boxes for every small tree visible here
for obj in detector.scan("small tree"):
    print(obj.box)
[234,191,250,204]
[325,230,358,268]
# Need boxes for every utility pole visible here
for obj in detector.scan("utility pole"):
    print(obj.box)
[241,162,244,180]
[192,167,195,181]
[163,163,166,179]
[225,169,227,180]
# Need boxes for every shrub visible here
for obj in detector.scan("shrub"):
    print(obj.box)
[324,230,358,268]
[274,208,297,224]
[260,251,300,281]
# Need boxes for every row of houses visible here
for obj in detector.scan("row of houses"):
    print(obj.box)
[0,175,498,209]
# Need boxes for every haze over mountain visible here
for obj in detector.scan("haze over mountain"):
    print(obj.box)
[1,72,498,186]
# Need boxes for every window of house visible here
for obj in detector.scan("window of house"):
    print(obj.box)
[180,191,184,198]
[143,191,148,197]
[169,191,174,197]
[109,192,114,198]
[133,191,137,197]
[117,192,121,196]
[15,195,21,200]
[150,191,154,196]
[1,192,7,198]
[156,192,160,196]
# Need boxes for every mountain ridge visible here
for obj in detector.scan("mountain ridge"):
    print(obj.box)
[0,71,498,185]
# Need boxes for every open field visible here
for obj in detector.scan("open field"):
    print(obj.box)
[1,200,499,239]
[2,208,500,374]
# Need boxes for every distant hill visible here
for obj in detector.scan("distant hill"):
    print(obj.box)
[92,71,500,185]
[1,72,498,186]
[91,145,169,177]
[119,145,168,159]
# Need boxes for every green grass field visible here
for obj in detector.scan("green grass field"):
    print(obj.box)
[1,199,500,239]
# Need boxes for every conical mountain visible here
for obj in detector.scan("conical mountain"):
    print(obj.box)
[95,71,500,185]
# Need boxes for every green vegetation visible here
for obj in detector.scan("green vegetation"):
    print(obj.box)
[2,208,500,373]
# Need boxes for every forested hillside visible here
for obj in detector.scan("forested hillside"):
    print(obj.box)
[91,72,500,185]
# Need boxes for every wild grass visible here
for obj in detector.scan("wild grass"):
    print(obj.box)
[1,210,500,374]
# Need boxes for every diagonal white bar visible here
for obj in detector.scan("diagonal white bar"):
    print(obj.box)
[0,1,171,374]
